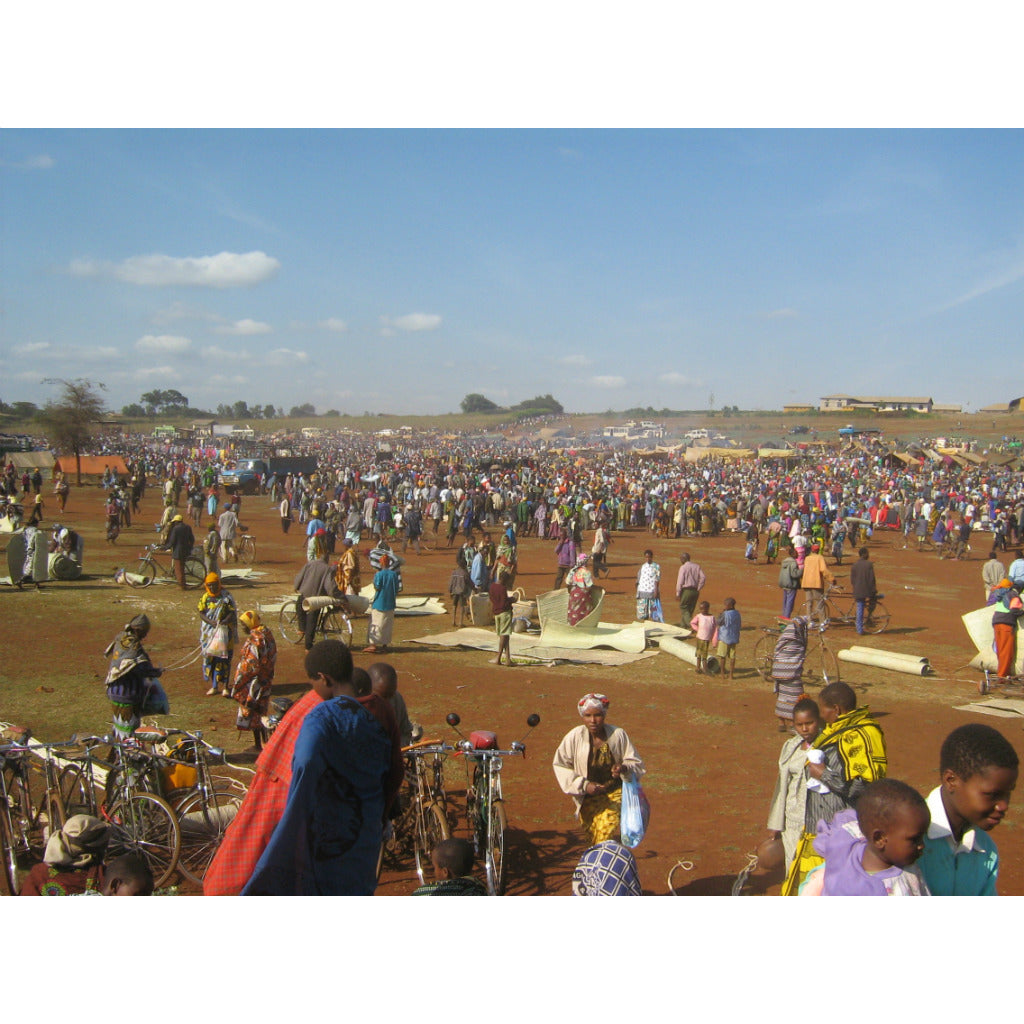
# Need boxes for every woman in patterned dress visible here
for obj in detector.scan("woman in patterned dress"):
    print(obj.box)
[228,610,277,751]
[634,549,661,621]
[566,552,595,626]
[552,693,645,845]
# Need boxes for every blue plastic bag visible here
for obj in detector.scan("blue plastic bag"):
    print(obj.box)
[620,776,650,849]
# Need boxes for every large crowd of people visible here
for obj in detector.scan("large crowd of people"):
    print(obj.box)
[5,423,1024,895]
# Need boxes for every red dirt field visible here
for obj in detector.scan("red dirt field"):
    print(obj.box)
[3,484,1022,896]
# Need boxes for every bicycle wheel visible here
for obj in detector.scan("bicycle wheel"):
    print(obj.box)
[278,598,303,644]
[106,792,181,889]
[413,801,450,886]
[753,634,775,681]
[130,557,157,587]
[806,645,840,686]
[321,608,353,646]
[863,601,891,635]
[486,799,508,896]
[174,788,241,886]
[57,765,96,818]
[0,806,20,896]
[238,537,256,565]
[184,557,206,588]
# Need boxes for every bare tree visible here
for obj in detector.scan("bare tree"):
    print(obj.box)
[40,378,108,485]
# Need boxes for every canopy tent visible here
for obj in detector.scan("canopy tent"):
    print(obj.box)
[6,451,55,473]
[683,446,755,462]
[53,454,130,480]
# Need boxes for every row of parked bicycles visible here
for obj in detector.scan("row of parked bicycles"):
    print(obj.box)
[0,723,246,893]
[2,709,540,896]
[382,712,540,896]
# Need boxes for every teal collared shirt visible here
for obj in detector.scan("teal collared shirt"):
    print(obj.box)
[916,786,999,896]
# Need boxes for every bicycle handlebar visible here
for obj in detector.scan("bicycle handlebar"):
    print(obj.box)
[454,740,527,758]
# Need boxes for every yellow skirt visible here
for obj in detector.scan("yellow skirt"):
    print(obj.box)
[580,788,623,844]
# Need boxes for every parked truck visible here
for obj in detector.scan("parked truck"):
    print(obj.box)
[219,455,319,494]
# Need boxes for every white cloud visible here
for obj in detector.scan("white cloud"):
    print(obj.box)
[151,302,223,326]
[659,371,694,385]
[214,318,272,336]
[591,375,626,389]
[940,258,1024,312]
[1,154,54,170]
[14,342,50,355]
[134,365,180,379]
[200,346,235,360]
[81,346,119,361]
[69,250,280,288]
[381,313,442,332]
[558,354,591,366]
[318,318,348,332]
[266,348,309,365]
[136,334,193,353]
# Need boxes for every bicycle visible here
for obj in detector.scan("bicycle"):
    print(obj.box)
[278,593,354,646]
[135,727,245,886]
[127,542,206,588]
[380,737,453,885]
[754,619,840,686]
[236,533,256,565]
[820,584,891,634]
[55,734,182,888]
[445,712,540,896]
[0,732,76,894]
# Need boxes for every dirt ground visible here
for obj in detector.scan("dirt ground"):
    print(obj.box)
[3,483,1022,896]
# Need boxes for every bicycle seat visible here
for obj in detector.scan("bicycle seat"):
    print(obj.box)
[469,730,498,750]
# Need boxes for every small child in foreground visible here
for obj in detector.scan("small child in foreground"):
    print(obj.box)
[915,723,1019,895]
[690,601,716,674]
[412,838,488,896]
[715,597,741,680]
[802,778,931,896]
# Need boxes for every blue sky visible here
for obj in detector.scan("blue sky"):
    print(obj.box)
[3,129,1023,417]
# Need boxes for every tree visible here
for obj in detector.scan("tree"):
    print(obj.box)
[262,404,276,421]
[40,379,108,485]
[232,400,251,419]
[461,393,500,414]
[121,403,146,418]
[289,403,316,418]
[11,401,39,420]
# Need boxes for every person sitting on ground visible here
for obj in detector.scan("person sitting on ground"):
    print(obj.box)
[20,814,110,896]
[95,853,155,896]
[412,838,488,895]
[571,839,643,896]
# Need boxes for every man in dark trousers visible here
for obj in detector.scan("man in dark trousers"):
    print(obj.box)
[166,513,195,590]
[850,547,878,635]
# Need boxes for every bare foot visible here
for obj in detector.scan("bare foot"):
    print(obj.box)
[489,657,501,664]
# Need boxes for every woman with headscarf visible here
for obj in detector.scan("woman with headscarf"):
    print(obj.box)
[990,577,1024,681]
[552,693,645,845]
[103,613,162,742]
[228,610,277,751]
[771,615,809,731]
[566,552,595,626]
[198,571,237,696]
